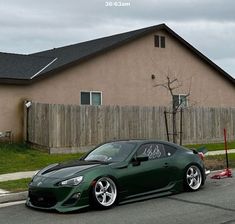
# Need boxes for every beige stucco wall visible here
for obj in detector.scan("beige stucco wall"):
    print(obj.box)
[0,30,235,141]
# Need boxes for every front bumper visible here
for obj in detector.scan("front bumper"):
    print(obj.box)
[26,184,90,212]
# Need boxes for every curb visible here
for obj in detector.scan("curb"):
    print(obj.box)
[0,191,27,204]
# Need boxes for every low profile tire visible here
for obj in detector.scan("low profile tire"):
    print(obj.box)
[92,177,117,209]
[184,165,202,191]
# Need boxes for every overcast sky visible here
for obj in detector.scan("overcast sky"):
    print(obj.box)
[0,0,235,78]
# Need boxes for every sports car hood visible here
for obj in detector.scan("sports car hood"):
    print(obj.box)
[37,160,104,179]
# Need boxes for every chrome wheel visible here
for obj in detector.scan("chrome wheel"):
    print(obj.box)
[186,165,202,191]
[94,177,117,207]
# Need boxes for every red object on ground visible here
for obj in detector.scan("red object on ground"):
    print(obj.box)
[211,168,232,179]
[211,128,233,179]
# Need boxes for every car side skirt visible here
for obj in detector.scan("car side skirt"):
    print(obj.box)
[119,180,183,205]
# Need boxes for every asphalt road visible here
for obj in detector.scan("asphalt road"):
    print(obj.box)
[0,173,235,224]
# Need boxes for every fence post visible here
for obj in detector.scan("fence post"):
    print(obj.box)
[179,108,183,145]
[164,110,170,142]
[23,100,32,142]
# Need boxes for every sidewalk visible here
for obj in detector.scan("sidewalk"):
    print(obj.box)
[0,170,37,182]
[206,148,235,156]
[0,171,36,204]
[0,149,234,204]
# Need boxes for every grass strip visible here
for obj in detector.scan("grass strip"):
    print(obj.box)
[0,143,84,175]
[0,178,31,192]
[184,141,235,151]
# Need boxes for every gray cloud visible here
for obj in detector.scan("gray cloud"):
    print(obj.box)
[130,0,235,22]
[0,0,234,77]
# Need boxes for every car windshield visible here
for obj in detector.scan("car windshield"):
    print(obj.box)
[84,142,136,163]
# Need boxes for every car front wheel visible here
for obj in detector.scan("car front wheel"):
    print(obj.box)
[185,165,202,191]
[92,177,117,209]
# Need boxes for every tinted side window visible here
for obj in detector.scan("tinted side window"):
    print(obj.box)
[137,143,166,160]
[163,144,178,157]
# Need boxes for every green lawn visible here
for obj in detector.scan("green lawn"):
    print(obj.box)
[0,143,84,175]
[184,141,235,151]
[0,178,31,192]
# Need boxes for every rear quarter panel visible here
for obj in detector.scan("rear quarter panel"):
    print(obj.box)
[173,148,205,182]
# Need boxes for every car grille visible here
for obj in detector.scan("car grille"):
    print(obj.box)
[29,190,57,208]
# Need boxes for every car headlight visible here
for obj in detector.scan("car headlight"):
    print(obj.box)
[59,176,83,186]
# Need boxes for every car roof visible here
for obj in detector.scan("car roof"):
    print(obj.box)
[104,139,181,147]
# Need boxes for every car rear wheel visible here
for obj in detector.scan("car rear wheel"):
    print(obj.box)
[92,177,117,209]
[185,165,202,191]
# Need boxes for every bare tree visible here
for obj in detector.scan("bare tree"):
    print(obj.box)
[154,75,191,143]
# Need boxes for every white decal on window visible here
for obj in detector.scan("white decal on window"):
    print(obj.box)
[143,145,161,159]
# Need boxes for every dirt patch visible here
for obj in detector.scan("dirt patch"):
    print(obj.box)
[204,158,226,171]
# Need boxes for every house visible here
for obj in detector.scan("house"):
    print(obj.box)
[0,24,234,141]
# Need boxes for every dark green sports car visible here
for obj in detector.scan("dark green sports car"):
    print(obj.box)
[26,140,207,212]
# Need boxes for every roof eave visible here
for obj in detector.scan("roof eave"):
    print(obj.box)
[0,78,31,85]
[163,25,235,86]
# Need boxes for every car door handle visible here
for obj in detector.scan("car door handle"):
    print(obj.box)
[163,163,169,168]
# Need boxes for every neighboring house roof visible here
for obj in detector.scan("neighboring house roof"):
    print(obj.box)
[0,52,57,81]
[0,24,234,85]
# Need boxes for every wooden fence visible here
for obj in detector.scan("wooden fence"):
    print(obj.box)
[26,102,235,151]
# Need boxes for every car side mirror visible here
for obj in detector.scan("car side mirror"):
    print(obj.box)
[132,155,148,166]
[136,155,149,162]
